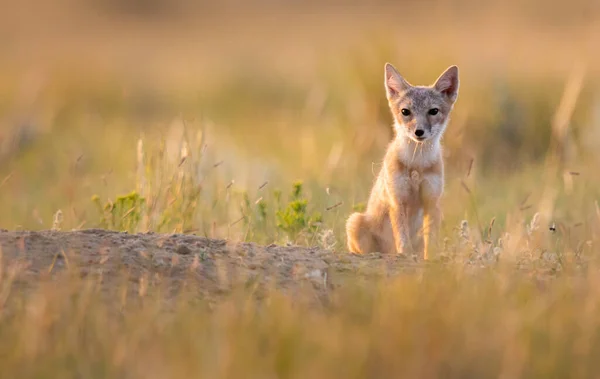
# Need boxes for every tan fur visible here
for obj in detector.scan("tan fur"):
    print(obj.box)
[346,63,460,259]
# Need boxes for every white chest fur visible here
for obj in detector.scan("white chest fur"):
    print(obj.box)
[396,138,441,170]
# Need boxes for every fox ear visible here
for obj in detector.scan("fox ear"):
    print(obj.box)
[385,63,409,99]
[434,65,459,103]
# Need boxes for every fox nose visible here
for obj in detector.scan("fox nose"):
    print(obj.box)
[415,129,425,137]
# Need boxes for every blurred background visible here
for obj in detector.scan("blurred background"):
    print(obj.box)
[1,0,599,246]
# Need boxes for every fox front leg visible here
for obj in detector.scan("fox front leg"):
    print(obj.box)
[421,173,443,260]
[390,202,413,255]
[423,200,441,260]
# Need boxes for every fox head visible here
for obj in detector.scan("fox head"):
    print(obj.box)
[384,63,459,144]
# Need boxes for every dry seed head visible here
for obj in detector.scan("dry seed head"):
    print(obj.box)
[443,237,450,251]
[180,141,189,160]
[459,220,470,241]
[52,210,63,231]
[493,246,503,257]
[542,251,559,264]
[319,229,337,250]
[527,212,541,236]
[136,137,144,167]
[497,232,509,247]
[480,243,498,265]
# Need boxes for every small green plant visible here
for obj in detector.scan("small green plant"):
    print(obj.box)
[275,181,323,243]
[92,191,146,233]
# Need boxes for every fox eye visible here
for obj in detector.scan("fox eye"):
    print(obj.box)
[428,108,439,115]
[400,108,411,116]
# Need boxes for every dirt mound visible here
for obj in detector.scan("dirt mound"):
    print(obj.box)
[0,229,423,299]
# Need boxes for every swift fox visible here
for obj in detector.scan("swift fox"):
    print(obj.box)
[346,63,459,259]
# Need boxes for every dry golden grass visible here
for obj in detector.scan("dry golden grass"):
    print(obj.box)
[1,253,600,378]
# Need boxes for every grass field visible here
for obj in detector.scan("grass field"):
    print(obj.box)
[1,0,600,377]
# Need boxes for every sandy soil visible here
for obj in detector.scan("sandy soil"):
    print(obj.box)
[0,229,425,300]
